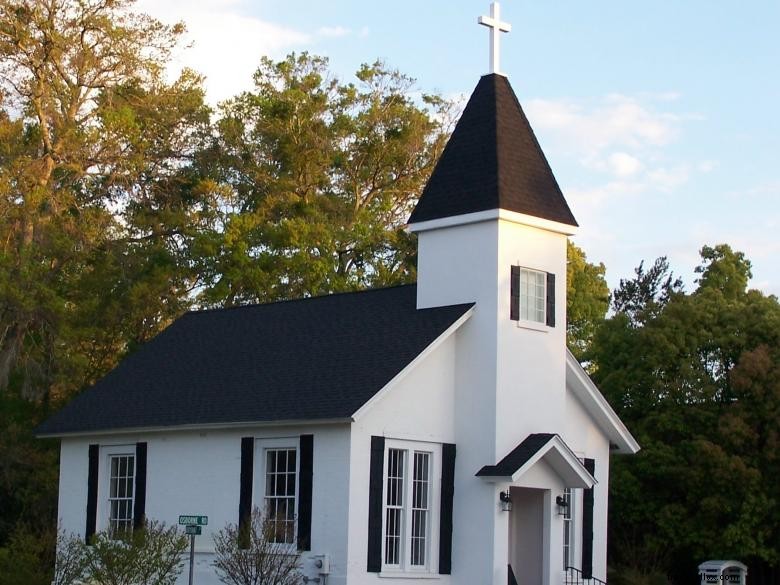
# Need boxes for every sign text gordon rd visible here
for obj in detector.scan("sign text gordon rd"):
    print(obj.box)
[178,515,208,526]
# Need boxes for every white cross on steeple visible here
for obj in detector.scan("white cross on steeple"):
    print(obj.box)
[478,2,512,75]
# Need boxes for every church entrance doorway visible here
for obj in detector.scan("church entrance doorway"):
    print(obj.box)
[508,486,548,585]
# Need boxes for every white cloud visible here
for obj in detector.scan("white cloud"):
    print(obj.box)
[607,152,642,177]
[317,26,351,38]
[645,165,691,191]
[697,160,717,173]
[567,179,646,208]
[525,94,680,157]
[639,91,682,102]
[523,92,708,213]
[726,180,780,201]
[136,0,310,104]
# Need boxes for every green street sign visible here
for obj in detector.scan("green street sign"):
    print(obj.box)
[178,515,208,526]
[185,525,202,536]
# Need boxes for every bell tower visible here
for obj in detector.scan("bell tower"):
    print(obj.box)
[408,68,579,585]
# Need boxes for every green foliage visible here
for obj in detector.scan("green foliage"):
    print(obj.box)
[191,52,451,306]
[84,521,188,585]
[53,528,88,585]
[0,395,59,546]
[0,0,209,403]
[610,256,683,327]
[0,1,209,562]
[594,244,780,578]
[566,241,609,362]
[0,524,56,585]
[608,567,671,585]
[695,244,752,299]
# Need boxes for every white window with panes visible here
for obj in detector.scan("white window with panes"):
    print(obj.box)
[381,440,441,573]
[256,438,299,545]
[562,487,573,569]
[519,267,546,323]
[107,453,135,536]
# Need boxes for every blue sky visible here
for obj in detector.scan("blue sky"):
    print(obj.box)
[138,0,779,296]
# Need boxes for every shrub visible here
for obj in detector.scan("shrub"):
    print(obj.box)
[54,528,88,585]
[84,520,188,585]
[213,509,302,585]
[0,524,56,585]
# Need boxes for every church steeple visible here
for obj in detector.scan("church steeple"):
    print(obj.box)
[408,73,577,227]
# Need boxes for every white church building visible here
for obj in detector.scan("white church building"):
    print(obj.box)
[38,5,639,584]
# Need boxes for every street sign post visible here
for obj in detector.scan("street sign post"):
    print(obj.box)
[180,514,208,585]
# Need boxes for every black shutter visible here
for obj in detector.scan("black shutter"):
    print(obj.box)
[582,458,595,578]
[438,443,456,574]
[367,436,385,572]
[297,434,314,551]
[85,444,99,543]
[546,272,556,327]
[510,266,520,321]
[239,437,254,548]
[133,442,147,529]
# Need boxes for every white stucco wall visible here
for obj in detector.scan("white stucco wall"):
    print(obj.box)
[57,423,351,585]
[563,389,614,582]
[347,328,458,585]
[494,219,568,454]
[416,220,504,585]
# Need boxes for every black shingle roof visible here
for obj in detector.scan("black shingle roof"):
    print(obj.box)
[409,74,577,226]
[37,286,473,436]
[475,433,556,476]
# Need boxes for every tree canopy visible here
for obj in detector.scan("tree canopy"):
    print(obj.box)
[592,244,780,580]
[189,53,450,306]
[0,0,208,404]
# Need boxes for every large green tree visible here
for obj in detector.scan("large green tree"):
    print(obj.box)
[190,53,451,306]
[0,0,210,568]
[592,244,780,581]
[0,0,209,402]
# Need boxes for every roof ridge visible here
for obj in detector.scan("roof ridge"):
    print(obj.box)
[185,283,418,316]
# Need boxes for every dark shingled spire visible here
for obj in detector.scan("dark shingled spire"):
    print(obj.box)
[409,74,577,227]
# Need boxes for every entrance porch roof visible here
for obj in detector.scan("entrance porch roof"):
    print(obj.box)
[476,433,595,489]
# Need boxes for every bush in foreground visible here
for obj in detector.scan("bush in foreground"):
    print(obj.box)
[213,509,302,585]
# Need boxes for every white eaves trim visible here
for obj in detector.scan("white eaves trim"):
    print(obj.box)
[351,306,476,422]
[566,350,640,455]
[479,435,596,489]
[407,208,578,236]
[35,417,354,440]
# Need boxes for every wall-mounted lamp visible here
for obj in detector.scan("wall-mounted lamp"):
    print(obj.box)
[555,494,569,516]
[499,491,512,512]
